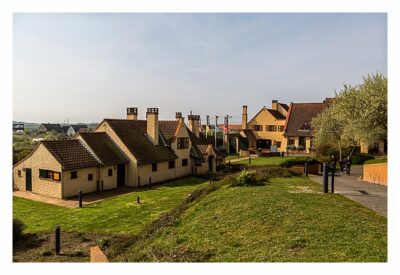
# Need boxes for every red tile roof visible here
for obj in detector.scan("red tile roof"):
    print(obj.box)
[284,102,327,137]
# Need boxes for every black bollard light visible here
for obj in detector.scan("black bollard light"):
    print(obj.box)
[249,156,251,166]
[55,225,60,255]
[331,167,335,193]
[304,162,309,177]
[78,190,83,208]
[209,177,212,184]
[323,162,329,193]
[149,177,151,189]
[137,196,140,204]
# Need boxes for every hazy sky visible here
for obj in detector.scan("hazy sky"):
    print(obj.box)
[13,13,387,124]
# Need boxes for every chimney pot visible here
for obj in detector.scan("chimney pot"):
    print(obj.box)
[127,107,138,120]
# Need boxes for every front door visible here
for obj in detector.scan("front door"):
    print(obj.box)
[25,168,32,191]
[117,164,125,187]
[299,137,306,150]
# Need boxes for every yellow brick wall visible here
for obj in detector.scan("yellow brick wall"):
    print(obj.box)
[363,163,387,185]
[13,144,63,198]
[62,167,99,198]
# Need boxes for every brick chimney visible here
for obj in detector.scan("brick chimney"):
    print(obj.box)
[127,107,138,120]
[188,114,200,138]
[146,108,159,145]
[272,100,278,110]
[242,105,248,130]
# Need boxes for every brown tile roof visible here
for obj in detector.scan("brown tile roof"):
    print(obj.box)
[284,102,327,137]
[42,140,101,170]
[103,119,177,165]
[158,120,179,145]
[241,129,257,141]
[267,109,286,120]
[187,130,213,158]
[278,103,289,111]
[79,132,128,166]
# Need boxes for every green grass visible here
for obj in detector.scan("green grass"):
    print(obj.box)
[225,154,240,161]
[364,158,387,164]
[111,176,387,262]
[232,156,303,166]
[13,177,208,235]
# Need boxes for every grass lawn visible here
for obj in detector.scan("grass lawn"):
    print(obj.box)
[13,177,208,235]
[232,156,302,166]
[111,175,387,262]
[225,154,241,161]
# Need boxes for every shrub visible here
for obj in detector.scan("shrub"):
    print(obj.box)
[351,153,374,165]
[13,218,26,243]
[364,158,387,164]
[41,249,52,256]
[229,170,259,187]
[280,157,308,168]
[255,167,293,182]
[286,145,296,151]
[297,145,305,151]
[98,237,110,249]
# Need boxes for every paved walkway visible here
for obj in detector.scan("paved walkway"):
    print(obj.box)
[309,165,387,217]
[13,186,138,208]
[226,154,258,163]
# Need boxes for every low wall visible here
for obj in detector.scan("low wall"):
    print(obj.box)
[363,163,387,185]
[90,246,108,262]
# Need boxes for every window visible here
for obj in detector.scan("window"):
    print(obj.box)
[88,173,93,181]
[152,163,158,172]
[17,170,21,177]
[288,139,295,146]
[276,141,281,148]
[39,169,61,181]
[177,137,189,149]
[182,159,188,167]
[278,125,284,132]
[252,125,263,131]
[168,160,175,169]
[71,171,78,179]
[108,169,113,177]
[266,125,277,131]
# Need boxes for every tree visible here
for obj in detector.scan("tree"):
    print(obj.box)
[311,72,387,158]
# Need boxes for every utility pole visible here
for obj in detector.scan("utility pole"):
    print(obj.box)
[215,116,218,149]
[226,114,230,154]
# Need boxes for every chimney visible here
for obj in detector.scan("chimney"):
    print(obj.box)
[242,105,248,130]
[175,112,182,121]
[127,107,138,120]
[272,100,278,110]
[146,108,159,145]
[188,114,200,138]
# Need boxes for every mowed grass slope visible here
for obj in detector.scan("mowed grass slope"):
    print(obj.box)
[111,176,387,262]
[232,156,302,166]
[13,177,208,235]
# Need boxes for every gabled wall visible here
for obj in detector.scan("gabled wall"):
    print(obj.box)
[13,144,63,198]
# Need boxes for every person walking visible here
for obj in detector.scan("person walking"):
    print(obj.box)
[330,155,337,174]
[339,159,345,175]
[345,156,352,175]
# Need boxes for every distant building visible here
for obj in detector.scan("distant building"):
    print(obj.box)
[13,123,24,133]
[37,123,61,134]
[66,124,89,136]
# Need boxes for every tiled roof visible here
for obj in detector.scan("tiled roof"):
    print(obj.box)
[241,129,257,140]
[267,109,286,120]
[42,140,100,170]
[187,130,212,157]
[70,124,88,131]
[103,119,177,165]
[79,132,128,166]
[284,102,327,137]
[278,103,289,111]
[158,120,179,145]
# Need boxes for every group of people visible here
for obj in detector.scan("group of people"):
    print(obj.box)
[330,155,353,175]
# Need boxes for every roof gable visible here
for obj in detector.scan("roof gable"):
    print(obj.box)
[102,119,177,165]
[79,132,128,166]
[284,102,327,137]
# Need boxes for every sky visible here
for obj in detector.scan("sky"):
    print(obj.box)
[13,13,387,124]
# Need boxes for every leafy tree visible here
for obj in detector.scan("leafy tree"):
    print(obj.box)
[311,73,387,158]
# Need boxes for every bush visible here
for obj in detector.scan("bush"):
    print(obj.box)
[13,218,26,243]
[364,158,387,164]
[286,145,296,151]
[98,237,110,249]
[41,249,52,256]
[280,157,309,168]
[229,170,259,187]
[254,167,293,182]
[351,153,374,165]
[297,145,305,151]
